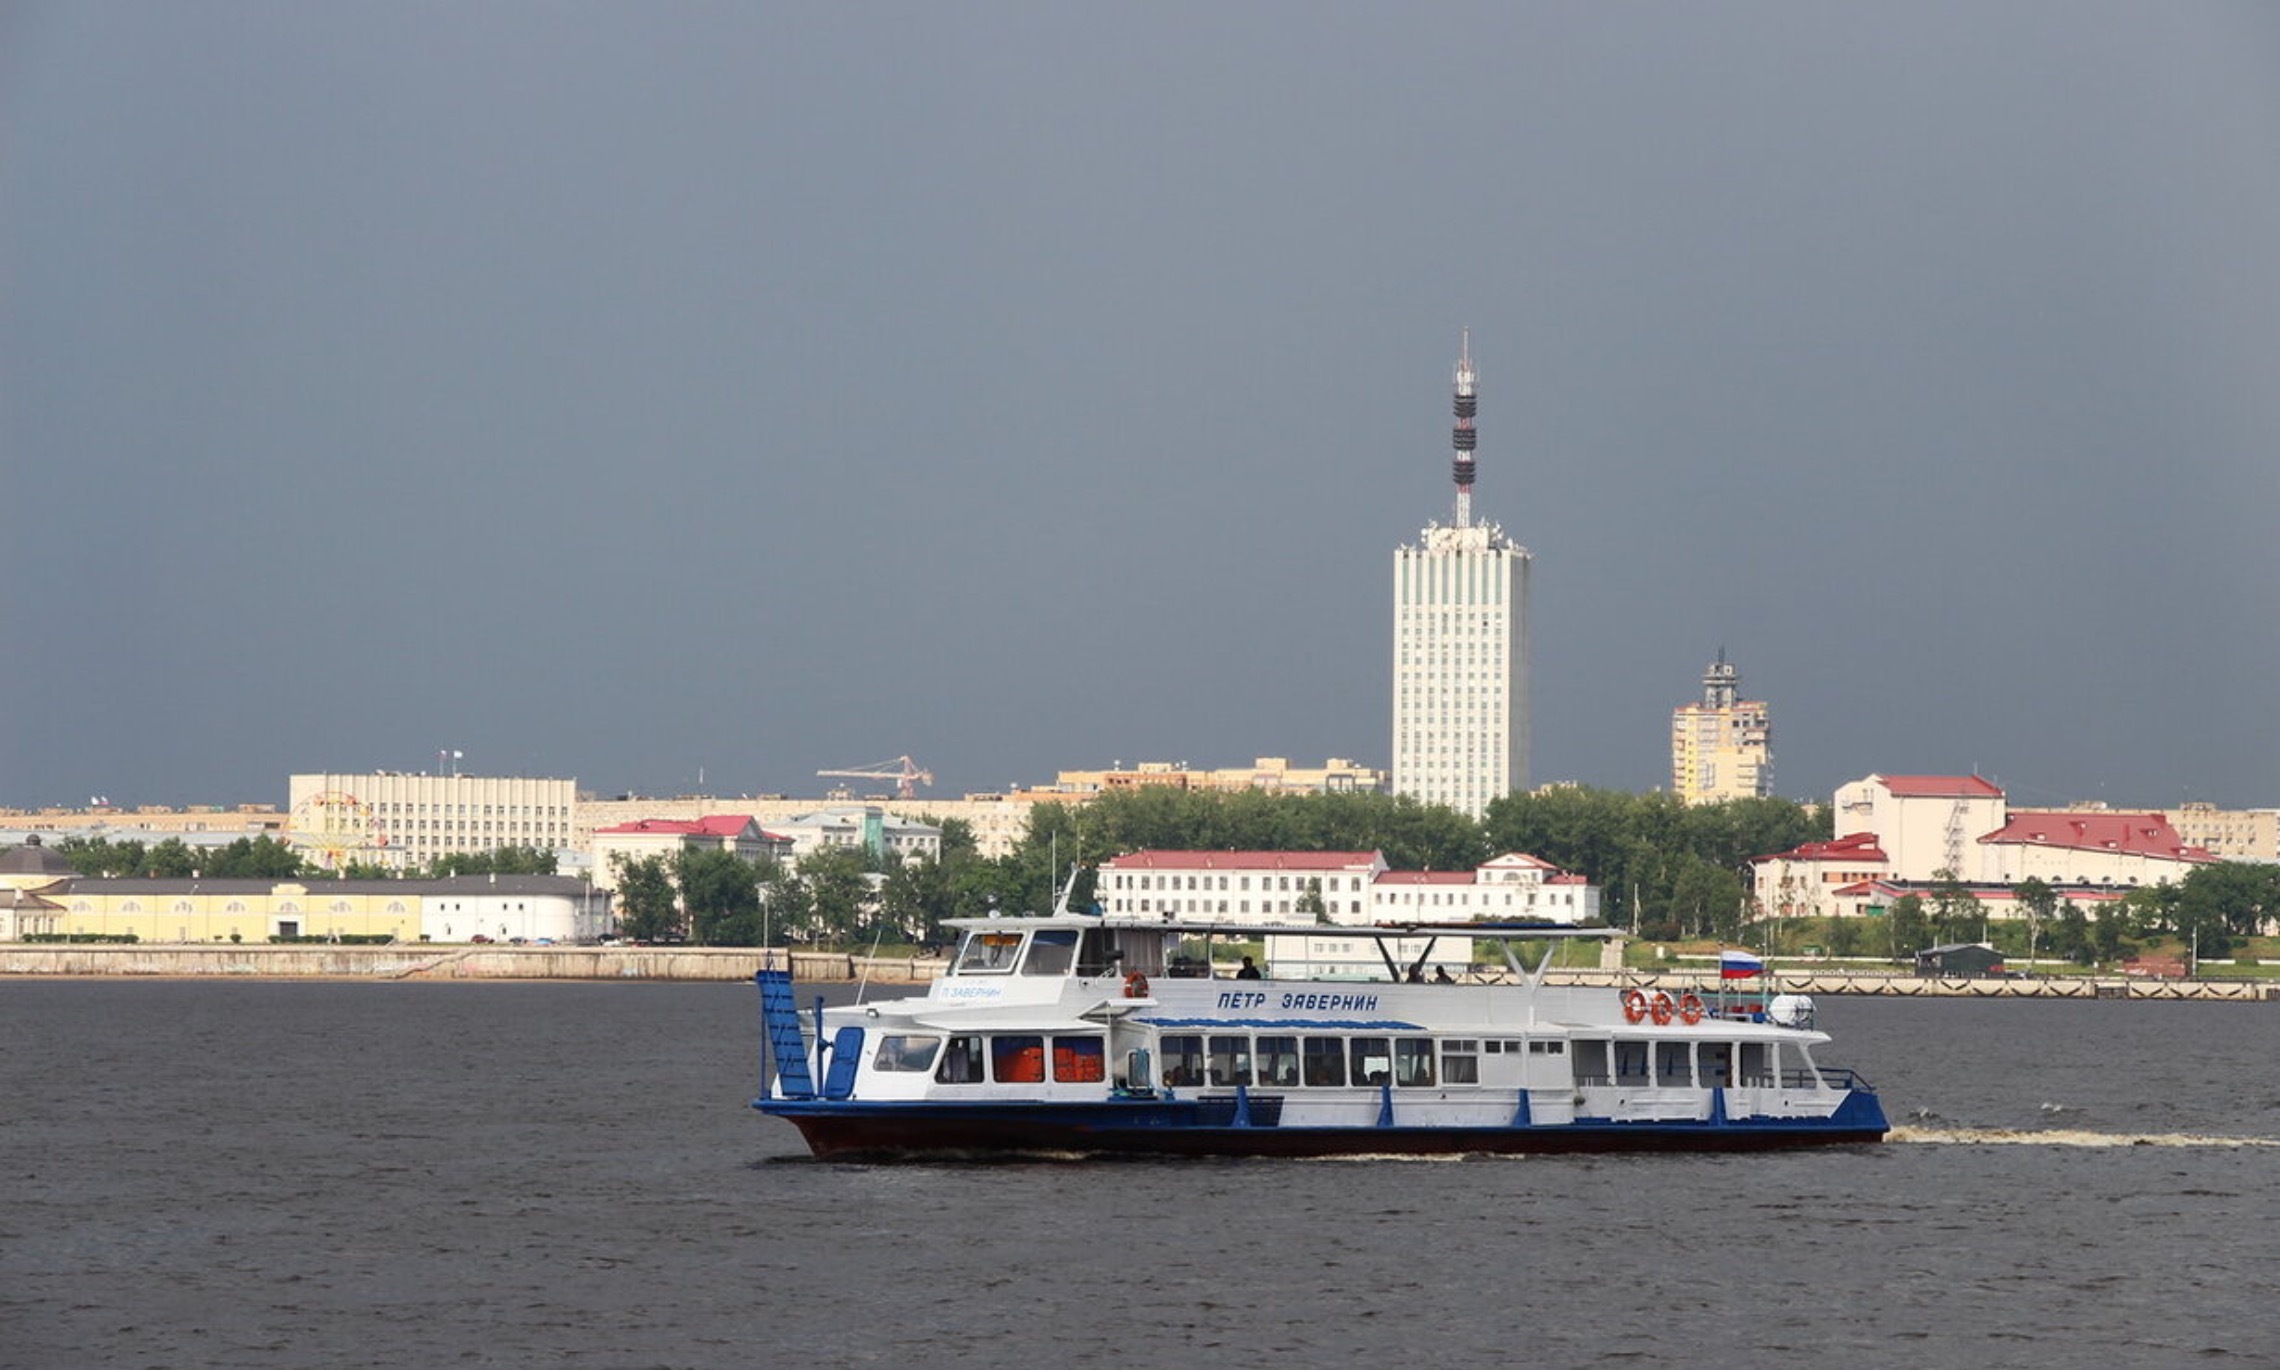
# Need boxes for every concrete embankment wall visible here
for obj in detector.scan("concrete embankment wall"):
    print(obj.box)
[0,945,948,983]
[2,946,2271,999]
[1548,969,2277,1003]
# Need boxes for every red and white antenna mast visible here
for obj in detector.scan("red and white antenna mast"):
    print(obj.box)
[1451,329,1478,529]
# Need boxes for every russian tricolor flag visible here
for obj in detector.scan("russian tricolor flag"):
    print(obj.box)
[1719,949,1765,979]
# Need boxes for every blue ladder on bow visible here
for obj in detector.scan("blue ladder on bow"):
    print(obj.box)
[756,968,816,1101]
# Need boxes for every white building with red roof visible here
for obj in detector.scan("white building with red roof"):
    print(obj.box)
[1751,832,1892,919]
[1095,849,1598,927]
[1375,852,1599,924]
[1831,774,2007,880]
[1096,847,1600,977]
[1753,775,2217,919]
[1976,810,2215,886]
[589,815,791,891]
[1095,850,1388,923]
[1819,877,2129,922]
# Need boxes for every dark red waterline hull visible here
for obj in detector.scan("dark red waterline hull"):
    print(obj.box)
[778,1114,1887,1161]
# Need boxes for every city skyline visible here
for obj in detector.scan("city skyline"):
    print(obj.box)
[7,4,2277,813]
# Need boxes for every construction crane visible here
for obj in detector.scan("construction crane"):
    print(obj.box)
[816,755,934,800]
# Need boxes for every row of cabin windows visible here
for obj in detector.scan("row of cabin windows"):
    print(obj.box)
[954,928,1087,975]
[870,1030,1522,1090]
[1161,1033,1462,1089]
[1160,1034,1562,1089]
[870,1028,1778,1092]
[872,1033,1105,1084]
[1591,1039,1779,1090]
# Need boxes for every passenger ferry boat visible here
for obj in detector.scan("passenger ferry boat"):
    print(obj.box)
[753,911,1887,1159]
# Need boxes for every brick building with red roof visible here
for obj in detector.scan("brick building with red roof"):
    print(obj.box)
[589,815,792,891]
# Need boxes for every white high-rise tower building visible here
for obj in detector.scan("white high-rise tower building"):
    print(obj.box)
[1392,333,1532,816]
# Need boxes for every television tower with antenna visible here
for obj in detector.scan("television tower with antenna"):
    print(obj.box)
[1452,328,1478,529]
[1391,330,1532,816]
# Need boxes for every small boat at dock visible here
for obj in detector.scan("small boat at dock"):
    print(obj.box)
[753,912,1887,1159]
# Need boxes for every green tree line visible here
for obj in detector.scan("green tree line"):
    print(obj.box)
[47,790,2268,961]
[606,787,1836,949]
[48,836,557,882]
[1785,862,2279,968]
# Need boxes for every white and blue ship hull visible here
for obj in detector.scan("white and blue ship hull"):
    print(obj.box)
[753,915,1888,1161]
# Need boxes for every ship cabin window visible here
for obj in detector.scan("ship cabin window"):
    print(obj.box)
[1613,1041,1650,1083]
[1256,1035,1300,1087]
[992,1035,1047,1083]
[1654,1040,1692,1087]
[874,1034,942,1073]
[1571,1039,1610,1085]
[1207,1035,1252,1086]
[1160,1034,1206,1087]
[1302,1037,1347,1087]
[1737,1042,1773,1087]
[1349,1037,1391,1086]
[936,1035,985,1084]
[1393,1038,1436,1087]
[1052,1036,1105,1083]
[1441,1039,1481,1084]
[1022,929,1078,976]
[1700,1041,1733,1088]
[955,932,1024,974]
[1074,928,1120,977]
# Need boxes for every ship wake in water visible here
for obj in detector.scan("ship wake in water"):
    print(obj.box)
[1891,1126,2279,1148]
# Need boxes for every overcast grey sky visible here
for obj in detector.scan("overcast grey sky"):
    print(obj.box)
[6,2,2276,814]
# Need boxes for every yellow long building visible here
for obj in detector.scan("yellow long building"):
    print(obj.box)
[0,855,609,945]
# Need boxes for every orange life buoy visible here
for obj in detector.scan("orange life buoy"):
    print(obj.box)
[1124,972,1150,999]
[1678,992,1705,1025]
[1649,991,1675,1026]
[1621,988,1650,1024]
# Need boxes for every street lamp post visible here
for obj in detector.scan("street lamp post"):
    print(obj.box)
[757,882,772,968]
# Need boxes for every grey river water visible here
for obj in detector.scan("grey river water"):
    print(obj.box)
[4,982,2275,1370]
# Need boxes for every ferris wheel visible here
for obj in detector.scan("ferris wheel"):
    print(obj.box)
[290,790,388,869]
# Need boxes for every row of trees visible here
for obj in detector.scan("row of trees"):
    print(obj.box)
[1819,862,2280,966]
[610,824,1011,947]
[606,786,2277,961]
[59,786,2265,963]
[59,835,308,879]
[608,786,1833,949]
[52,835,557,882]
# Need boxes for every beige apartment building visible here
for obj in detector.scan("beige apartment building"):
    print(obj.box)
[1046,758,1387,797]
[1670,652,1771,804]
[2165,801,2279,862]
[0,804,287,841]
[288,773,578,871]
